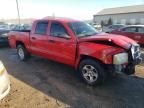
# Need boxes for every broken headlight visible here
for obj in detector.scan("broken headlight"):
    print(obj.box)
[113,52,128,65]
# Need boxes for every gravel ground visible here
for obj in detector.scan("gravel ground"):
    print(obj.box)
[0,48,144,108]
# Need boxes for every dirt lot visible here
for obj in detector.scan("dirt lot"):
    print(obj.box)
[0,48,144,108]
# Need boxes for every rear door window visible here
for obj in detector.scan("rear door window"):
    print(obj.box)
[35,22,48,35]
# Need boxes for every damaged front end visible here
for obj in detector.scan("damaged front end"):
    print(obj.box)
[109,44,142,75]
[79,35,142,75]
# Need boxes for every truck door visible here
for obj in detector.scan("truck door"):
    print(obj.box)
[47,21,77,65]
[30,21,52,58]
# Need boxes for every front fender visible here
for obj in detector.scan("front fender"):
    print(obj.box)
[75,42,125,69]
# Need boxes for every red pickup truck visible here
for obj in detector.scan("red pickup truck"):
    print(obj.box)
[8,18,142,85]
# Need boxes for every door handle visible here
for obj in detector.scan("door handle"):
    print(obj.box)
[32,37,36,40]
[48,40,55,43]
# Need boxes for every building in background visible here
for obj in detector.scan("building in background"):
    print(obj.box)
[0,18,35,25]
[93,5,144,25]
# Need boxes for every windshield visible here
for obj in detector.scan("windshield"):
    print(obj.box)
[68,22,98,38]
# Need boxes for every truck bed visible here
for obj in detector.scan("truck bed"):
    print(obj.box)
[8,30,30,49]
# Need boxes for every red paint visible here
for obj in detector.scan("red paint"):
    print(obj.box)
[8,18,138,69]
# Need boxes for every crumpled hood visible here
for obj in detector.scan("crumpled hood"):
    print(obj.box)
[79,33,137,49]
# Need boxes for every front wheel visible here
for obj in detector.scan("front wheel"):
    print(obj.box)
[79,59,106,86]
[17,45,30,61]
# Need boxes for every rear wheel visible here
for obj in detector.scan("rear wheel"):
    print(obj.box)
[17,45,30,61]
[79,59,106,86]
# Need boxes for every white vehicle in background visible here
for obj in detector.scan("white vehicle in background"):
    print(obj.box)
[0,24,10,32]
[0,61,10,100]
[89,23,102,33]
[11,24,32,31]
[93,24,102,32]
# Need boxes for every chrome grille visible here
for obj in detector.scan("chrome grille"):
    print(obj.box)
[131,44,141,60]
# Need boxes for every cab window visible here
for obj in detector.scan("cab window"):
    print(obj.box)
[50,22,69,37]
[35,22,48,35]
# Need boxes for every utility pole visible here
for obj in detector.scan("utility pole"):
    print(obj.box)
[16,0,21,25]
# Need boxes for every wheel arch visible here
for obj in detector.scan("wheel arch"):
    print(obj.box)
[16,41,26,48]
[75,54,106,70]
[80,55,103,64]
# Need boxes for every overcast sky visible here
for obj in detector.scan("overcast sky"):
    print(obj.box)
[0,0,143,20]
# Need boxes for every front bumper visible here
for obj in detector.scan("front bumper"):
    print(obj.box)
[114,64,135,75]
[116,44,142,75]
[108,57,142,75]
[107,64,135,75]
[0,71,10,100]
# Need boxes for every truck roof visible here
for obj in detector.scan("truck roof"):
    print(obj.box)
[35,17,79,23]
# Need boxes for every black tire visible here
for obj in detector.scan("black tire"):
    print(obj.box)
[124,64,135,75]
[79,59,106,86]
[17,45,30,61]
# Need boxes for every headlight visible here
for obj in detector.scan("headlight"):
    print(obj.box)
[113,52,128,65]
[0,61,5,76]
